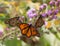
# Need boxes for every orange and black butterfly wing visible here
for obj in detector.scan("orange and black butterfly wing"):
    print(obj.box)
[26,28,32,38]
[35,15,44,28]
[30,26,38,36]
[19,23,32,38]
[19,23,29,35]
[19,23,39,38]
[25,25,37,38]
[26,25,39,37]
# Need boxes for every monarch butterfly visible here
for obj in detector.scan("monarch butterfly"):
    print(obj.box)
[35,15,44,28]
[19,23,39,37]
[5,17,22,26]
[18,15,44,38]
[5,15,44,38]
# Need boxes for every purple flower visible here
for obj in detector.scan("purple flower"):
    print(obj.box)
[47,10,52,15]
[43,3,47,8]
[27,8,37,18]
[47,9,58,16]
[5,27,10,31]
[42,13,47,17]
[39,5,44,10]
[57,0,60,2]
[52,15,57,19]
[55,1,60,6]
[39,3,47,11]
[0,31,3,37]
[44,21,48,26]
[49,1,55,6]
[0,31,3,34]
[53,9,59,15]
[55,2,58,6]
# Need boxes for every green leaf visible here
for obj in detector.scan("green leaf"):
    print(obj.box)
[4,36,22,46]
[17,40,22,46]
[0,13,10,21]
[5,37,17,46]
[50,29,60,40]
[39,36,51,46]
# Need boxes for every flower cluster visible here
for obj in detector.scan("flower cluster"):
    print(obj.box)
[26,0,60,29]
[49,0,60,7]
[39,3,47,11]
[27,8,37,18]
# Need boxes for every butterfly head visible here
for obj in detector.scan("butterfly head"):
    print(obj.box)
[28,23,32,27]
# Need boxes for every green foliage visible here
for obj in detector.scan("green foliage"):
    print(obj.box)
[4,37,22,46]
[39,36,51,46]
[50,29,60,40]
[44,0,50,4]
[32,0,50,4]
[0,13,10,21]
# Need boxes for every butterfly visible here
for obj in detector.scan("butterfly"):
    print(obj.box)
[5,15,44,38]
[19,23,39,37]
[35,15,44,28]
[18,15,44,38]
[5,17,22,27]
